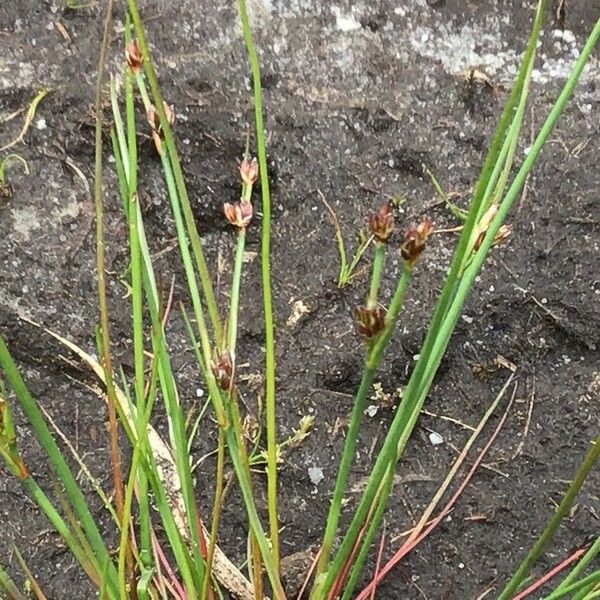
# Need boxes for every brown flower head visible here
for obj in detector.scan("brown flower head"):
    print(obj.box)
[368,203,394,243]
[211,350,233,391]
[401,216,433,266]
[125,39,142,73]
[354,305,386,340]
[474,223,512,251]
[146,101,176,154]
[240,157,259,187]
[223,201,253,228]
[472,205,511,252]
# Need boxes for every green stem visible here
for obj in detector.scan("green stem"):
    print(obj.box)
[543,570,600,600]
[344,235,374,286]
[314,264,412,588]
[555,536,600,596]
[340,473,393,600]
[315,365,376,580]
[228,229,247,355]
[238,0,280,571]
[20,475,106,590]
[498,433,600,600]
[367,244,385,308]
[0,335,120,598]
[94,0,124,532]
[127,0,222,347]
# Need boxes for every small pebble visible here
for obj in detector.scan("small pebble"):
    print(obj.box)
[429,431,443,446]
[308,466,324,486]
[365,405,378,418]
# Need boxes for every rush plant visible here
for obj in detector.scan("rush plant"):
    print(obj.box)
[0,0,598,599]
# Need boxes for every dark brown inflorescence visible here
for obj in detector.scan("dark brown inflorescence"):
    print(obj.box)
[223,201,253,228]
[240,156,259,186]
[401,216,433,266]
[211,350,233,391]
[354,305,386,339]
[146,101,175,154]
[125,39,142,73]
[368,203,394,243]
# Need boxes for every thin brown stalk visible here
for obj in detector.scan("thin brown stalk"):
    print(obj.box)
[369,523,386,600]
[13,547,48,600]
[513,545,588,600]
[93,0,124,522]
[403,372,515,549]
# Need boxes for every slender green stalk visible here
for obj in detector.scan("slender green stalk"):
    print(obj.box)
[315,365,376,579]
[93,0,125,527]
[343,235,375,287]
[498,434,600,600]
[237,0,280,569]
[21,473,103,589]
[0,562,27,600]
[543,570,600,600]
[340,472,393,600]
[555,536,600,596]
[367,244,385,308]
[127,0,222,347]
[315,264,412,586]
[228,229,247,355]
[0,336,120,598]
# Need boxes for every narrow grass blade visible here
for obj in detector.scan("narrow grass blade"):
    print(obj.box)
[237,0,280,570]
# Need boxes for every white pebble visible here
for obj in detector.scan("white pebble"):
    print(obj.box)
[429,431,443,446]
[308,466,324,486]
[365,405,378,418]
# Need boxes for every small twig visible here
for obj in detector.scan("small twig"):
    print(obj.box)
[0,89,50,152]
[512,376,535,460]
[421,409,476,432]
[295,548,321,600]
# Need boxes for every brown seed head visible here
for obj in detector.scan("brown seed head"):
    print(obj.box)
[0,182,12,199]
[494,223,512,246]
[146,102,175,153]
[240,157,259,186]
[368,203,394,243]
[401,216,433,266]
[475,223,512,251]
[125,39,142,73]
[211,350,233,391]
[354,305,386,340]
[223,201,253,228]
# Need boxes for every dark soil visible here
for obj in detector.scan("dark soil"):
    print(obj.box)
[1,1,599,599]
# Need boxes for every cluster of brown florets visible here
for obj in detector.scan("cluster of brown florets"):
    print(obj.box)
[223,157,258,229]
[354,204,435,340]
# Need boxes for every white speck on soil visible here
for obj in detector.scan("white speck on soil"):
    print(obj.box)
[308,466,324,486]
[332,7,361,32]
[365,405,378,418]
[429,431,444,446]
